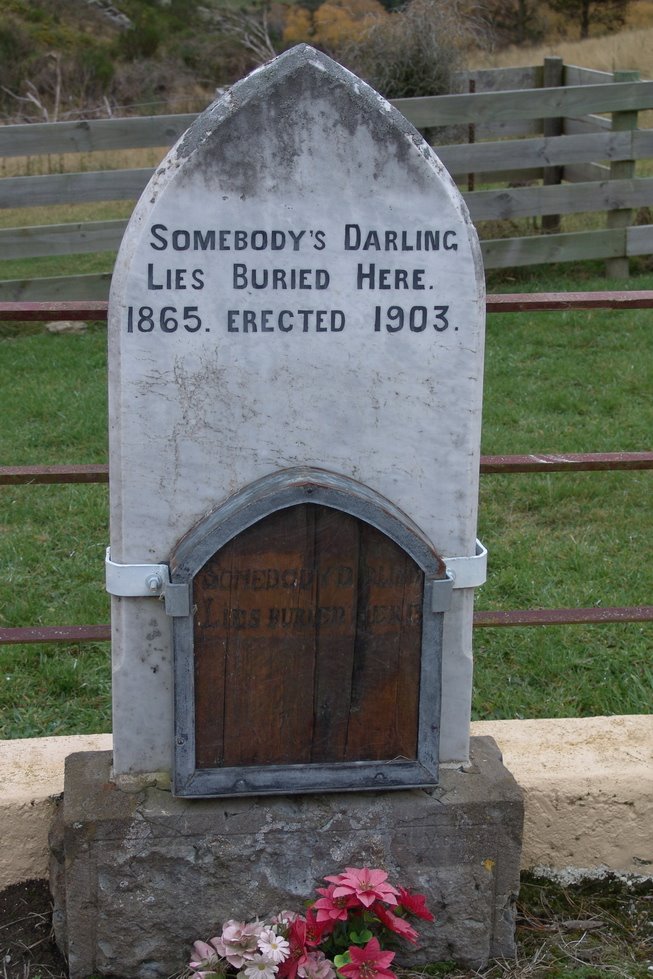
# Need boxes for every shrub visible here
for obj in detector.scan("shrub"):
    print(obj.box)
[339,0,483,100]
[331,0,488,145]
[116,12,162,60]
[0,16,33,100]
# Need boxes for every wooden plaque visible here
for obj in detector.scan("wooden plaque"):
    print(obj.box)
[172,468,447,797]
[193,504,424,769]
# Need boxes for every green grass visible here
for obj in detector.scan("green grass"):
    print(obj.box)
[0,271,651,738]
[472,267,653,721]
[407,873,653,979]
[0,252,116,284]
[0,200,138,231]
[0,326,111,737]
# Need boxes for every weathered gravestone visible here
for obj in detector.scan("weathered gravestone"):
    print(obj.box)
[51,45,523,979]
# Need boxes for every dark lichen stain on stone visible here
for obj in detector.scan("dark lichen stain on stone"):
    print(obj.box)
[172,44,436,198]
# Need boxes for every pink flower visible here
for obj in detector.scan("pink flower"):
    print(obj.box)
[397,887,434,922]
[304,907,333,945]
[313,885,357,923]
[298,951,336,979]
[372,903,419,944]
[189,938,227,979]
[338,938,396,979]
[213,920,263,968]
[190,940,221,968]
[271,911,301,928]
[325,868,399,909]
[277,918,310,979]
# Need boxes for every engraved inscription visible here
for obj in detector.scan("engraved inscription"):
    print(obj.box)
[125,220,464,338]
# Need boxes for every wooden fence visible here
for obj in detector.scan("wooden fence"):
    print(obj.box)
[1,292,652,646]
[1,60,653,299]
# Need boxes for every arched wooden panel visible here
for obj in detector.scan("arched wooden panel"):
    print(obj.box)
[193,504,423,769]
[171,467,448,797]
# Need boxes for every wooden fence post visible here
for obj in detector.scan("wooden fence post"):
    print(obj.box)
[606,69,640,279]
[542,56,564,234]
[468,77,476,192]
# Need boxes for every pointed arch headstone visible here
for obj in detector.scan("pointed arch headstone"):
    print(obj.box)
[55,49,526,979]
[107,44,486,782]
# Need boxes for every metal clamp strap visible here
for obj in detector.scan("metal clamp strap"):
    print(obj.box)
[442,539,487,590]
[105,538,486,618]
[105,547,189,617]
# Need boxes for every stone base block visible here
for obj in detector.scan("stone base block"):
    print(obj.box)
[50,737,523,979]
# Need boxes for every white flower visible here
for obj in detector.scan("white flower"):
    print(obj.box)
[258,928,290,964]
[243,957,278,979]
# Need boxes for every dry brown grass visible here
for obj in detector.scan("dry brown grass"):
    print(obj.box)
[470,10,653,130]
[472,0,653,78]
[473,25,653,77]
[0,145,166,180]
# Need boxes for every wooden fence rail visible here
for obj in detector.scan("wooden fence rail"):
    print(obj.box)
[3,79,651,156]
[1,291,651,646]
[1,61,653,299]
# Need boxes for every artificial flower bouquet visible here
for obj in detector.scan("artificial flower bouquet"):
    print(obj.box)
[189,867,434,979]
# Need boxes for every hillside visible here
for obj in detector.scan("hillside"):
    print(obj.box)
[2,0,653,124]
[0,0,241,121]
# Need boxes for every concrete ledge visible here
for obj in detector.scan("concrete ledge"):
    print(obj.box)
[470,715,653,877]
[1,716,651,890]
[0,734,112,890]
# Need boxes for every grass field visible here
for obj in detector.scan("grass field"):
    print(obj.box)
[475,266,652,722]
[0,17,651,740]
[0,264,651,739]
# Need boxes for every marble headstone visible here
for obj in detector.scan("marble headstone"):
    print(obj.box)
[107,44,486,779]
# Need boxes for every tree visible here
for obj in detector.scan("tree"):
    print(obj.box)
[201,1,288,65]
[283,5,314,45]
[283,0,387,53]
[547,0,629,39]
[482,0,545,46]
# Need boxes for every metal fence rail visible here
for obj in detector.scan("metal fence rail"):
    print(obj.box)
[3,452,653,487]
[4,292,653,322]
[1,292,651,644]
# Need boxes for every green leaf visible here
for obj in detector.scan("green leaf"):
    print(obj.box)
[334,953,351,970]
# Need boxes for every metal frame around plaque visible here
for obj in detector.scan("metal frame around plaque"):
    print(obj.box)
[170,467,452,798]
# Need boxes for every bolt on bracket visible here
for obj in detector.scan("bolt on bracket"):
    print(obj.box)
[105,547,189,617]
[443,539,487,590]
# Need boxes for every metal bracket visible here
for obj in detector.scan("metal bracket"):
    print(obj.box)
[430,571,455,613]
[442,539,487,590]
[105,537,486,619]
[105,547,190,617]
